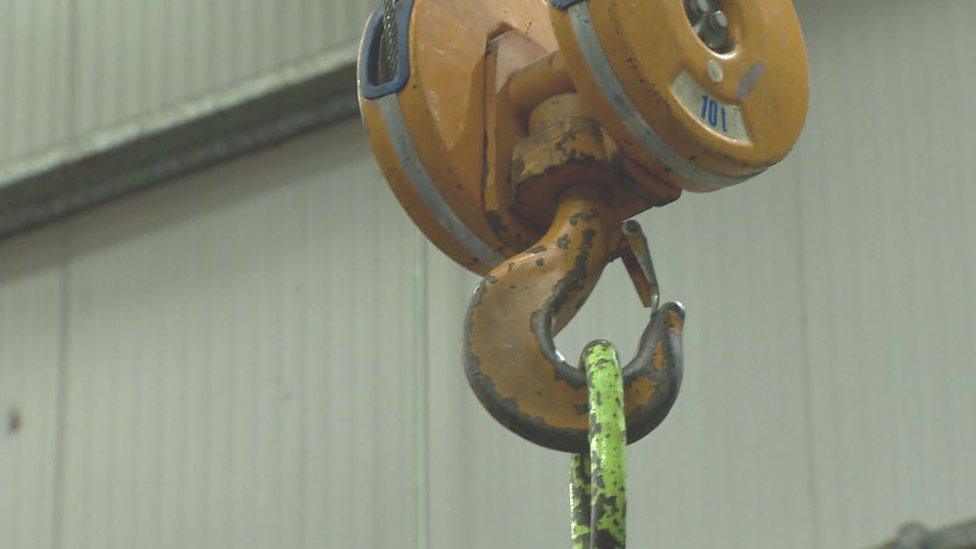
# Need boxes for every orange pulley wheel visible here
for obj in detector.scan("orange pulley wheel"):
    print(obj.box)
[550,0,810,191]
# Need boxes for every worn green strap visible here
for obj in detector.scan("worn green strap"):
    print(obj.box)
[570,453,592,548]
[571,341,628,549]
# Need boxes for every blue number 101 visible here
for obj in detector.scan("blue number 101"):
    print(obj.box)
[701,94,728,134]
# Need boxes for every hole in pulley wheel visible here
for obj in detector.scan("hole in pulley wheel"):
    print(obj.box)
[684,0,733,53]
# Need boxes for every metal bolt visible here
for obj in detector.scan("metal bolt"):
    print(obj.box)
[701,10,730,51]
[686,0,712,23]
[687,1,732,52]
[707,10,729,31]
[707,60,724,83]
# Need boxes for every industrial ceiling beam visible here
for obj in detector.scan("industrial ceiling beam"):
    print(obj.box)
[0,62,358,239]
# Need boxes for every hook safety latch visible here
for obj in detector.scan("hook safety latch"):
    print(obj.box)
[463,185,685,453]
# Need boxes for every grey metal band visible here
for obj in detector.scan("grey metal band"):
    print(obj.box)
[377,95,505,267]
[568,3,747,189]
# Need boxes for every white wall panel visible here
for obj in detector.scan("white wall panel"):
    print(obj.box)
[0,226,65,549]
[616,181,817,549]
[57,118,424,549]
[0,2,72,177]
[795,1,976,547]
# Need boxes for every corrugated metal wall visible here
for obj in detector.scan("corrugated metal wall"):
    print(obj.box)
[1,1,975,548]
[0,2,72,182]
[0,0,371,184]
[55,127,424,549]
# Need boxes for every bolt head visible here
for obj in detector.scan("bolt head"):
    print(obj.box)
[686,0,712,20]
[707,60,724,82]
[707,10,729,30]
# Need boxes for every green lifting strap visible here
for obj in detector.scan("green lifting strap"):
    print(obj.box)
[571,341,629,549]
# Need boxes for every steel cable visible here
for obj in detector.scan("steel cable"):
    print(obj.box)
[380,0,399,81]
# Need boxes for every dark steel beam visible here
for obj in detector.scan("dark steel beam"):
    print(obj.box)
[0,62,358,239]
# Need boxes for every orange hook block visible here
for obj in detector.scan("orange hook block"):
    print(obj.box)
[357,0,809,450]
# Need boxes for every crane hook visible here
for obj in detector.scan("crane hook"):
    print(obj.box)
[463,184,684,453]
